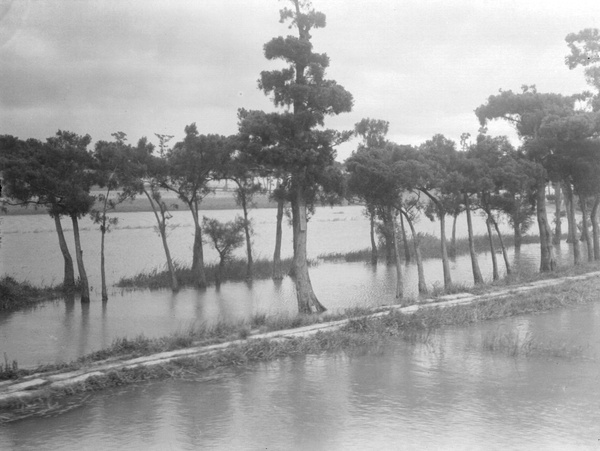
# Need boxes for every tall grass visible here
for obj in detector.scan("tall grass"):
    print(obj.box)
[0,276,67,312]
[116,257,319,289]
[318,233,546,263]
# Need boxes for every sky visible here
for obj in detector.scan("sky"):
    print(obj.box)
[1,0,599,161]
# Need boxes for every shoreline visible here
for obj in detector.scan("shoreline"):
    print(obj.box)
[1,266,599,419]
[0,192,279,216]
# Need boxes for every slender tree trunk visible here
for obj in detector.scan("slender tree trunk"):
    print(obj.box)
[391,212,404,299]
[491,215,511,275]
[71,215,90,303]
[563,182,576,244]
[402,210,427,294]
[100,223,107,302]
[552,182,562,244]
[422,188,452,289]
[536,181,556,272]
[53,215,75,290]
[399,212,410,263]
[464,194,483,284]
[289,196,299,277]
[514,219,522,253]
[240,194,254,281]
[189,200,207,288]
[486,216,499,281]
[369,207,378,265]
[563,183,580,265]
[216,257,225,287]
[580,196,593,262]
[382,208,395,265]
[144,189,179,291]
[591,194,600,261]
[100,189,110,302]
[450,212,458,258]
[439,212,452,289]
[292,187,326,313]
[272,197,284,279]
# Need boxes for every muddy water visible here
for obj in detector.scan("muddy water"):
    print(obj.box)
[0,206,575,368]
[2,301,599,449]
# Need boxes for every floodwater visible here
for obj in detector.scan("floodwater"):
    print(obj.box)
[0,206,575,368]
[2,300,599,449]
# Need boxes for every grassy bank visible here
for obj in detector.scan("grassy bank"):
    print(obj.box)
[319,232,546,263]
[116,257,314,289]
[0,277,68,312]
[2,272,599,419]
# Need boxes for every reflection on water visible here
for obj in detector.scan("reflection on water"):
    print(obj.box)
[2,303,599,449]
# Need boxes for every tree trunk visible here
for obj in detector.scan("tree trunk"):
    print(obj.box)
[159,221,179,292]
[289,196,299,278]
[369,208,378,265]
[292,187,326,313]
[239,194,254,281]
[399,212,411,263]
[100,223,108,302]
[272,197,284,279]
[391,212,404,299]
[402,210,427,294]
[439,212,452,289]
[563,182,576,244]
[513,220,522,253]
[189,200,207,288]
[552,182,562,244]
[580,196,593,262]
[536,181,556,272]
[71,215,90,303]
[592,194,600,261]
[382,208,395,265]
[491,215,511,275]
[464,194,483,284]
[563,183,580,265]
[216,258,225,287]
[100,190,109,302]
[450,212,458,258]
[486,216,499,281]
[144,189,179,291]
[53,215,75,290]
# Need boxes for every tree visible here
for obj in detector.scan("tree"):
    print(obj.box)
[237,0,353,313]
[92,132,139,302]
[455,153,484,285]
[346,145,406,298]
[202,216,246,287]
[224,139,265,281]
[1,136,78,291]
[348,118,394,264]
[38,131,95,302]
[467,134,517,277]
[475,87,581,271]
[407,134,459,290]
[163,125,231,288]
[124,136,180,292]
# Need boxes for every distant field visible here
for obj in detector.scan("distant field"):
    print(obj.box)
[1,191,278,215]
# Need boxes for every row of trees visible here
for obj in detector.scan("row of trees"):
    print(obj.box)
[2,1,600,315]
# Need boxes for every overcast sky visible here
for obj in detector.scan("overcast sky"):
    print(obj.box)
[1,0,599,161]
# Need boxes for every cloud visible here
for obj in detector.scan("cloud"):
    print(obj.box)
[1,0,598,153]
